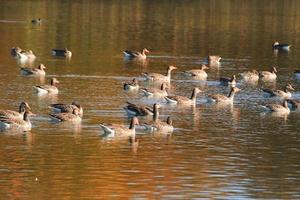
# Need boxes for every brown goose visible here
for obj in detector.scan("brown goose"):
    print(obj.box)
[239,70,259,82]
[49,102,83,117]
[164,87,202,105]
[99,117,139,137]
[206,55,221,65]
[140,83,168,98]
[123,48,149,60]
[181,65,209,79]
[142,65,177,83]
[123,102,160,117]
[207,87,241,103]
[33,78,60,94]
[262,100,290,114]
[49,108,82,122]
[123,78,139,91]
[262,83,294,99]
[0,102,31,120]
[0,111,34,132]
[20,64,46,76]
[259,66,277,81]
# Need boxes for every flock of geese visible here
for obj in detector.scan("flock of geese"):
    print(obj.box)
[0,40,299,142]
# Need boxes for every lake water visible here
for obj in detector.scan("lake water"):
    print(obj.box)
[0,0,300,199]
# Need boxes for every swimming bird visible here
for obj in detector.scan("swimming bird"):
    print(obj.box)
[262,100,290,114]
[239,70,259,82]
[165,87,202,105]
[49,102,83,117]
[11,47,23,57]
[262,83,295,99]
[123,48,149,60]
[33,78,60,94]
[99,117,139,137]
[20,64,46,76]
[123,78,139,91]
[12,49,36,63]
[181,65,209,79]
[220,75,236,86]
[142,65,177,83]
[259,66,277,81]
[50,108,82,122]
[206,55,221,65]
[52,48,72,58]
[207,87,241,103]
[140,83,168,98]
[0,102,31,120]
[287,99,300,111]
[124,102,160,117]
[0,111,34,132]
[272,41,291,51]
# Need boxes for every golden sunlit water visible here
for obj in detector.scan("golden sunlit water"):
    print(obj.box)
[1,0,300,199]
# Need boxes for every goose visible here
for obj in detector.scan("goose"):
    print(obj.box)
[259,66,277,81]
[124,102,160,116]
[206,55,221,65]
[49,108,82,122]
[99,117,139,137]
[181,65,209,79]
[0,102,31,120]
[272,41,291,51]
[165,87,202,105]
[123,48,149,60]
[20,64,46,76]
[207,87,241,103]
[239,70,259,82]
[142,65,177,83]
[262,83,295,99]
[52,48,72,58]
[123,78,139,91]
[220,75,236,86]
[0,111,34,132]
[49,102,83,117]
[294,70,300,79]
[287,99,300,111]
[17,50,36,62]
[33,78,59,94]
[262,100,290,114]
[140,83,168,98]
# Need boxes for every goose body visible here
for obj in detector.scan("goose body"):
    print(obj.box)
[0,111,33,132]
[263,100,290,114]
[49,102,83,117]
[124,102,159,116]
[272,41,291,51]
[220,75,236,86]
[20,64,46,76]
[239,70,259,82]
[143,65,177,83]
[0,102,31,120]
[123,48,149,60]
[259,67,277,81]
[165,88,202,105]
[15,50,36,63]
[33,78,59,94]
[123,78,139,91]
[140,83,168,98]
[262,83,294,99]
[50,108,82,122]
[52,48,72,58]
[99,117,139,137]
[181,65,208,79]
[207,87,241,103]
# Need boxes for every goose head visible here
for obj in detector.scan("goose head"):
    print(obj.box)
[38,64,46,70]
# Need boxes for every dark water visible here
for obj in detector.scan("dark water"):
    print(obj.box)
[0,0,300,199]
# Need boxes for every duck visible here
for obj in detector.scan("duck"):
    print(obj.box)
[49,108,82,122]
[20,64,46,76]
[52,48,72,58]
[294,70,300,79]
[239,70,259,82]
[123,48,149,60]
[207,87,241,103]
[49,102,83,117]
[31,18,42,24]
[287,99,300,111]
[142,65,177,83]
[99,117,139,137]
[206,55,221,65]
[181,65,209,79]
[262,100,290,114]
[123,78,139,91]
[140,83,168,98]
[262,83,295,99]
[0,111,34,132]
[165,87,202,105]
[220,75,236,86]
[272,41,291,51]
[259,66,277,81]
[33,78,60,94]
[124,102,160,117]
[0,102,31,120]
